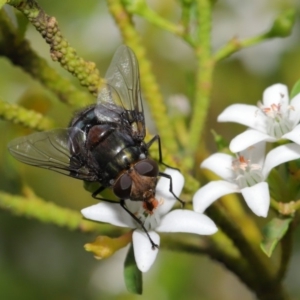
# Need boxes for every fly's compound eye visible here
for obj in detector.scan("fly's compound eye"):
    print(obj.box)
[113,173,132,199]
[135,159,159,177]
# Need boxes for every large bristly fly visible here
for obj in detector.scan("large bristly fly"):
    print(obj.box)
[8,45,183,249]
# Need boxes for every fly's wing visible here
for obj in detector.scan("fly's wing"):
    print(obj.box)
[95,45,145,141]
[8,128,97,181]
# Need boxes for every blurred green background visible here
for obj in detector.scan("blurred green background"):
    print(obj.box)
[1,0,300,299]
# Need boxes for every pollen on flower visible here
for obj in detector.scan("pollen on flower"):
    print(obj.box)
[143,198,159,215]
[232,155,249,171]
[258,101,282,119]
[231,154,263,189]
[138,198,163,230]
[142,197,164,214]
[256,98,294,138]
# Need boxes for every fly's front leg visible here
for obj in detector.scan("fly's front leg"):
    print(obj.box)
[146,135,179,171]
[120,200,158,250]
[159,171,185,208]
[92,185,119,203]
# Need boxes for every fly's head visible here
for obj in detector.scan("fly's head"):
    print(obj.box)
[113,158,159,209]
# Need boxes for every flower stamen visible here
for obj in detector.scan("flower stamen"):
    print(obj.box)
[232,154,263,189]
[257,99,294,138]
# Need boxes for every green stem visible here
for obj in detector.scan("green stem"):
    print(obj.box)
[0,190,112,234]
[162,233,262,293]
[0,99,54,131]
[122,0,194,46]
[206,204,290,300]
[186,0,214,168]
[123,0,184,35]
[0,9,93,108]
[107,0,178,154]
[270,198,300,215]
[214,33,269,62]
[7,0,102,96]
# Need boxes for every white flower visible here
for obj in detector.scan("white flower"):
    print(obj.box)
[193,142,300,217]
[82,168,217,272]
[218,84,300,152]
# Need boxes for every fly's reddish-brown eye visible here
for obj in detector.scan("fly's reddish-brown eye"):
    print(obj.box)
[135,159,159,177]
[113,173,132,199]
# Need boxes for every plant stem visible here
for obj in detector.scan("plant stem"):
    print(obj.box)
[0,99,54,130]
[107,0,178,154]
[0,9,93,108]
[0,190,115,234]
[214,33,269,62]
[186,0,214,168]
[7,0,102,97]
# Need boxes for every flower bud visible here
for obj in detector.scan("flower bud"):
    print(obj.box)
[84,232,132,260]
[267,9,296,38]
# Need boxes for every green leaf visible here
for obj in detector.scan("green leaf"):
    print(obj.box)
[290,79,300,99]
[260,217,293,257]
[211,130,229,151]
[0,0,5,9]
[124,244,143,295]
[267,9,296,38]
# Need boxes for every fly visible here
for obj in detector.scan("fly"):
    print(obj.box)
[8,45,184,249]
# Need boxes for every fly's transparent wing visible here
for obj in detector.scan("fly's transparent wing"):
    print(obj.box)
[8,128,96,181]
[95,45,145,140]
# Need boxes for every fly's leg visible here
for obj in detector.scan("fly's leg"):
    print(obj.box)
[146,135,179,171]
[146,135,184,207]
[92,187,158,250]
[159,171,185,208]
[120,199,158,250]
[92,186,119,203]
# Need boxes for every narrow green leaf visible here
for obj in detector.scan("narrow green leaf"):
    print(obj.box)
[290,79,300,99]
[124,244,143,295]
[260,217,293,257]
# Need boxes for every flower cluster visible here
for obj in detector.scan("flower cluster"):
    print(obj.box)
[193,83,300,217]
[81,83,300,273]
[82,168,217,272]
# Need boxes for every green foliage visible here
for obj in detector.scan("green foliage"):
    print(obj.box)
[124,244,143,294]
[1,0,300,299]
[260,217,293,257]
[290,78,300,99]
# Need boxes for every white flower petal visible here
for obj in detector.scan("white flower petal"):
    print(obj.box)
[263,84,289,107]
[262,143,300,179]
[289,93,300,125]
[201,153,234,180]
[229,129,276,153]
[132,230,160,272]
[81,202,135,228]
[241,182,270,217]
[240,141,266,166]
[156,210,217,235]
[155,168,184,215]
[217,104,260,129]
[282,124,300,145]
[193,181,239,213]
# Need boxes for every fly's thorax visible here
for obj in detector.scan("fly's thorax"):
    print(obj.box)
[104,145,145,182]
[84,123,144,183]
[69,104,97,129]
